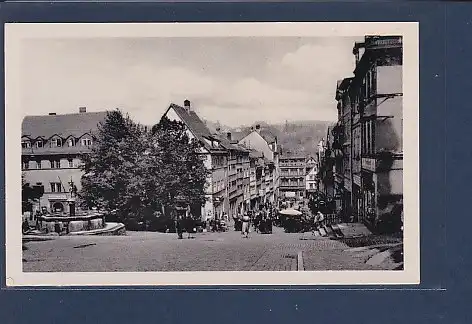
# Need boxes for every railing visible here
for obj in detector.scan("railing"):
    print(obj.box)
[320,214,343,226]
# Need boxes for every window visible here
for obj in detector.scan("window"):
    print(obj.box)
[50,182,62,193]
[51,138,62,147]
[35,160,42,169]
[21,141,31,149]
[36,140,43,148]
[310,183,314,189]
[50,159,61,169]
[68,159,74,168]
[81,138,92,146]
[68,138,76,147]
[22,161,29,170]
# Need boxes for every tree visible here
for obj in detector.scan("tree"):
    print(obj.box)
[80,109,151,222]
[79,111,209,226]
[22,173,44,213]
[149,116,209,220]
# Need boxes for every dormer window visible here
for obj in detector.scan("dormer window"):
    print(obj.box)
[21,141,31,149]
[36,140,43,148]
[81,138,92,146]
[51,138,62,147]
[68,138,76,147]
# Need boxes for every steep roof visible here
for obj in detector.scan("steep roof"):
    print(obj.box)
[236,127,277,144]
[279,151,307,159]
[22,111,108,139]
[231,130,251,142]
[166,103,225,153]
[215,134,249,153]
[258,129,277,144]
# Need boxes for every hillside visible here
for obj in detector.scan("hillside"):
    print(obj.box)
[203,119,334,157]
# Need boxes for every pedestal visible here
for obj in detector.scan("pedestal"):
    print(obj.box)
[67,198,76,217]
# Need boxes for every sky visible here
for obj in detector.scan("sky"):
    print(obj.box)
[20,36,362,127]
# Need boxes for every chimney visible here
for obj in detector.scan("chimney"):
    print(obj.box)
[48,113,56,116]
[255,124,261,132]
[184,99,191,113]
[251,126,254,132]
[226,132,232,141]
[79,107,86,113]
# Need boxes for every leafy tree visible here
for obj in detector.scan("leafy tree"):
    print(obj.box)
[79,111,208,226]
[149,116,209,220]
[80,109,151,222]
[22,173,44,213]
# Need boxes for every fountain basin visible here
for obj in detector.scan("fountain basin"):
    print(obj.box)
[39,212,105,234]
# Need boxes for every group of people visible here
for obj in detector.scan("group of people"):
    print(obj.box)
[238,206,277,238]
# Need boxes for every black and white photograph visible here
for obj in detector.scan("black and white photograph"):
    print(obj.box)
[6,23,419,286]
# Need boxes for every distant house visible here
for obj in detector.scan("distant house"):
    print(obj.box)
[235,124,280,203]
[306,165,318,194]
[235,124,278,162]
[278,151,307,201]
[21,108,108,213]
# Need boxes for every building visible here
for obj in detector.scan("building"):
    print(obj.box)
[217,132,251,220]
[319,35,403,232]
[236,124,278,162]
[163,100,228,221]
[278,152,307,202]
[305,164,318,195]
[306,156,317,168]
[233,124,280,206]
[353,36,403,229]
[21,108,108,213]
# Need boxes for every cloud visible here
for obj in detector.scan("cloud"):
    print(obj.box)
[20,37,361,127]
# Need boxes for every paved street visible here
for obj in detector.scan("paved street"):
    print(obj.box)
[23,227,394,272]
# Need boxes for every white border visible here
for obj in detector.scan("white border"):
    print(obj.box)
[5,22,419,286]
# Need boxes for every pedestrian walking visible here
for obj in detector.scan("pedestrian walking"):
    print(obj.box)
[176,217,183,239]
[241,212,250,238]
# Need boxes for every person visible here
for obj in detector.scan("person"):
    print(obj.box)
[22,218,30,234]
[241,212,250,238]
[316,210,325,228]
[35,209,41,230]
[176,217,183,239]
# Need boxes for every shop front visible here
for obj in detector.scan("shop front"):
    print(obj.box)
[361,171,376,226]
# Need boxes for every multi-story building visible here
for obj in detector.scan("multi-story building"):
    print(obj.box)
[353,36,403,229]
[218,132,251,219]
[278,152,307,202]
[235,124,280,203]
[319,35,403,232]
[163,100,228,221]
[21,108,108,213]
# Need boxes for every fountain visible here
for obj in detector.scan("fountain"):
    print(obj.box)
[36,180,125,236]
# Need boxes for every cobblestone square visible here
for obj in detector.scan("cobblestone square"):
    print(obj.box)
[23,228,397,272]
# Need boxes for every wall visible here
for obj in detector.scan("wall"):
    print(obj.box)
[375,96,403,153]
[376,65,402,95]
[376,168,403,197]
[24,165,84,210]
[239,132,274,161]
[375,65,403,154]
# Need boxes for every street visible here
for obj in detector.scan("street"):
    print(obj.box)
[23,227,399,272]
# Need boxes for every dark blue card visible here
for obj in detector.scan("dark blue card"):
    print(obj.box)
[1,1,464,323]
